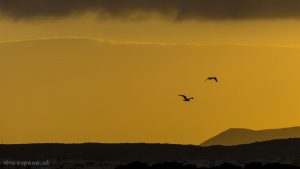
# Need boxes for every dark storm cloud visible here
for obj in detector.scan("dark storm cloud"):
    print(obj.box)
[1,0,300,21]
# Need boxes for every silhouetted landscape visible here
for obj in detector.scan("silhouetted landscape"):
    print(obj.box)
[116,161,300,169]
[2,1,300,168]
[1,138,300,169]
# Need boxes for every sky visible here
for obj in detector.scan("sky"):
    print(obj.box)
[0,0,300,145]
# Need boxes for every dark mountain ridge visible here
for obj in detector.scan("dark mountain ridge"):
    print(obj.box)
[0,138,299,162]
[201,126,300,146]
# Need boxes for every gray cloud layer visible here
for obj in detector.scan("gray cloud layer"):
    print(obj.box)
[1,0,300,21]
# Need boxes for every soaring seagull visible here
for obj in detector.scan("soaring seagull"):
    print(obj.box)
[206,77,218,82]
[178,95,194,102]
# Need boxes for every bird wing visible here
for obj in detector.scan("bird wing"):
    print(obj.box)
[206,77,213,81]
[206,77,218,82]
[178,95,188,99]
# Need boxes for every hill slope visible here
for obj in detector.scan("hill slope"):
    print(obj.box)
[201,126,300,146]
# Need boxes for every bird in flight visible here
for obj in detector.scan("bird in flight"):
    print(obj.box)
[206,77,218,82]
[178,95,194,102]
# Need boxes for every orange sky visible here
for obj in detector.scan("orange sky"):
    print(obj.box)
[0,14,300,144]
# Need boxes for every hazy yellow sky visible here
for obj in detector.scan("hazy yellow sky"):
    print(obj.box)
[1,10,300,144]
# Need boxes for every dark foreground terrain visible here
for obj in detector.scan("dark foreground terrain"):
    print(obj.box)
[0,138,299,169]
[1,161,300,169]
[117,161,300,169]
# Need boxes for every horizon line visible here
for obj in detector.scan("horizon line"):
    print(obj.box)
[1,36,300,48]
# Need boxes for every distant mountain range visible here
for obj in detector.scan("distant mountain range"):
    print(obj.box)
[201,126,300,146]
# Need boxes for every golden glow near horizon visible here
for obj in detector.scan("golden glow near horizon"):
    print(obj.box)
[1,14,300,144]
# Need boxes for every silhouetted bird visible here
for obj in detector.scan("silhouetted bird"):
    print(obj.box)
[206,77,218,82]
[178,95,194,101]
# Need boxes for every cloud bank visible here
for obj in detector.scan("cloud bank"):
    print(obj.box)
[1,0,300,21]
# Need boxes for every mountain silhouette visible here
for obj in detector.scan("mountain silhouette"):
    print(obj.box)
[201,126,300,146]
[0,139,299,163]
